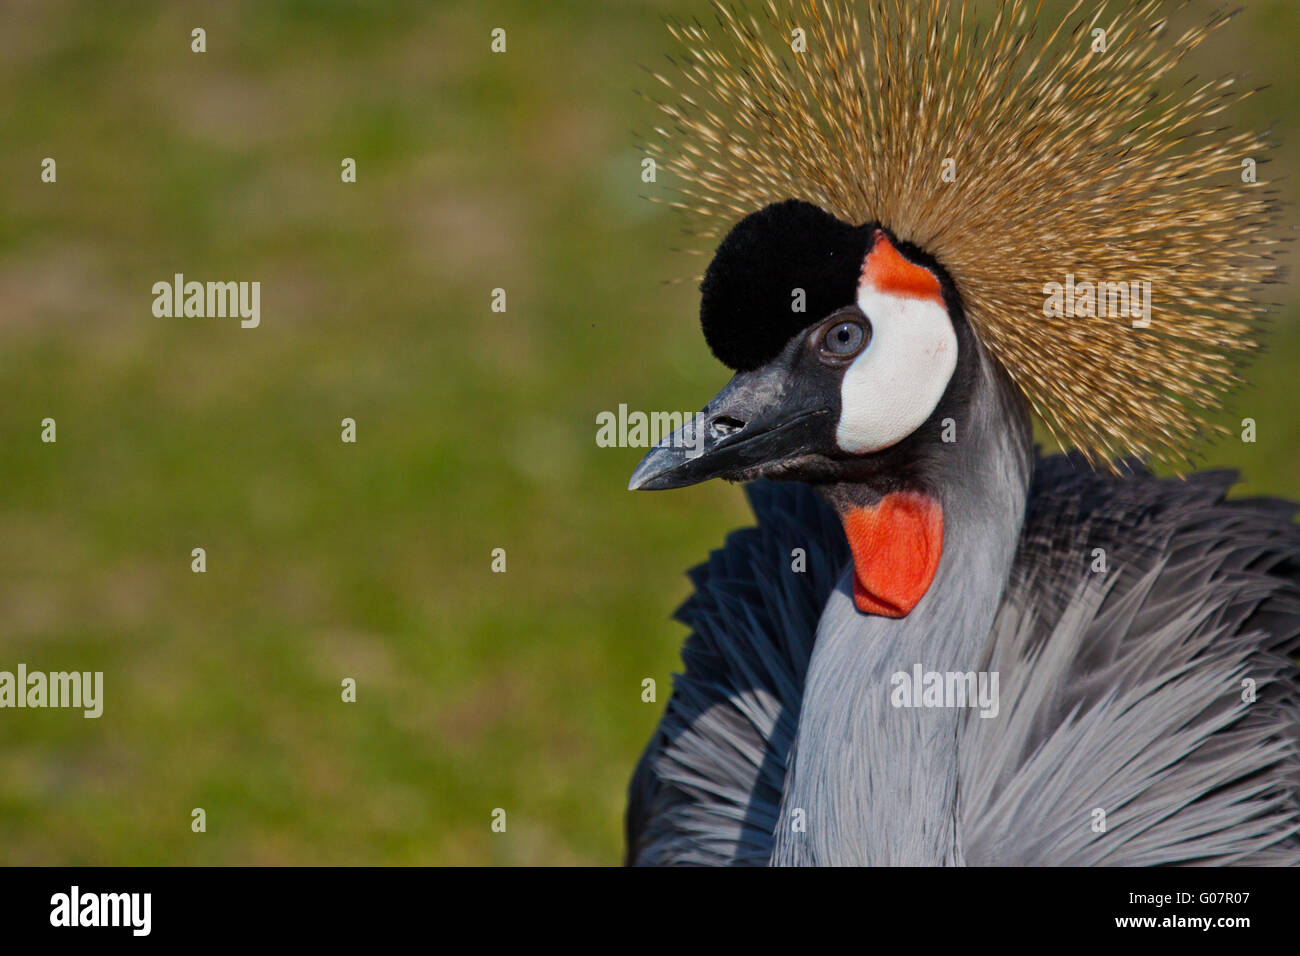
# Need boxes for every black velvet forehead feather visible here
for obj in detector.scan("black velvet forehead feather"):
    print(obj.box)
[699,199,872,372]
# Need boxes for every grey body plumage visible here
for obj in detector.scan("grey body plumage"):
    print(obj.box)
[626,463,1300,866]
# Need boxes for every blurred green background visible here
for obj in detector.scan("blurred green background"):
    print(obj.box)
[0,0,1296,865]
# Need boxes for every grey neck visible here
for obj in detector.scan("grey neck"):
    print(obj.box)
[770,351,1033,866]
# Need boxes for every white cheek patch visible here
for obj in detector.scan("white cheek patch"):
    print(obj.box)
[834,287,958,454]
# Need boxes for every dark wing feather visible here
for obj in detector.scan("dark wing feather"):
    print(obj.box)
[625,480,847,865]
[961,453,1300,865]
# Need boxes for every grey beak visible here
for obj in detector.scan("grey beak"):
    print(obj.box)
[628,361,831,491]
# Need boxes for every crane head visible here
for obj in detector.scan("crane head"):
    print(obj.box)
[628,200,972,495]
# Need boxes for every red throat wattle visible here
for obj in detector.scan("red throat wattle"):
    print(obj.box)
[838,491,944,617]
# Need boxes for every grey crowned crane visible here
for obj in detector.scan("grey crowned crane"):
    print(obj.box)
[624,0,1300,866]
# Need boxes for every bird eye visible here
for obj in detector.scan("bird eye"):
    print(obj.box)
[822,319,869,357]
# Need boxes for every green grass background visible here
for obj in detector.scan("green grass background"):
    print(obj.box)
[0,0,1296,864]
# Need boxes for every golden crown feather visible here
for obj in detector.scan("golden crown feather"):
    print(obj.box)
[645,0,1283,467]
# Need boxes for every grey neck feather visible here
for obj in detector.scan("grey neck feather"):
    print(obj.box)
[771,347,1033,865]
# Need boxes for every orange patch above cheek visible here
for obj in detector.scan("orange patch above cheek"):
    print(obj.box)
[839,492,944,618]
[860,231,945,306]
